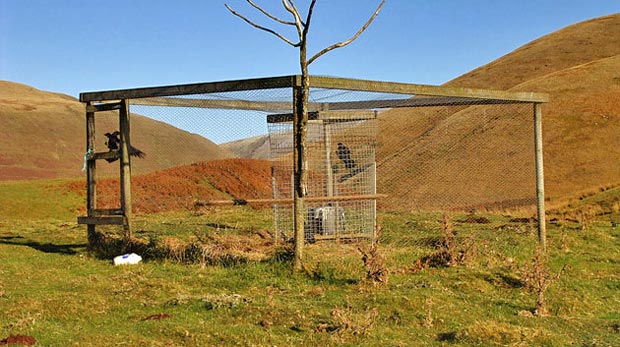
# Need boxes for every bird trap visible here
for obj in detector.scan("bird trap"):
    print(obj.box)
[268,110,379,242]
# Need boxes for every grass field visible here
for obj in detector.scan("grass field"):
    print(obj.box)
[1,180,619,346]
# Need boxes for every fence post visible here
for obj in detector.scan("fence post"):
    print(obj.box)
[534,102,546,251]
[86,102,97,239]
[119,99,132,240]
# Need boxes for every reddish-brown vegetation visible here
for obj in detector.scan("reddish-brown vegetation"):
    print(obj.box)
[0,335,36,346]
[67,158,273,214]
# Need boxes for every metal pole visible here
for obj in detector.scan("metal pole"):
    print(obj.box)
[534,103,547,251]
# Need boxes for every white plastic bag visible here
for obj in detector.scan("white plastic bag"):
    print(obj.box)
[113,253,142,265]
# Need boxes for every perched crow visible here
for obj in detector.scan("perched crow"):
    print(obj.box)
[104,131,146,163]
[104,132,120,151]
[336,142,356,170]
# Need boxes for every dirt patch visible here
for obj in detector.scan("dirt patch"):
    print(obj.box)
[140,313,171,321]
[0,335,36,345]
[457,216,491,224]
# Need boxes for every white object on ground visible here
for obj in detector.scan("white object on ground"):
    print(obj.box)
[113,253,142,265]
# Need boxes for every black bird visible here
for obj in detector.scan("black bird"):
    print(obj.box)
[104,131,146,163]
[336,142,356,170]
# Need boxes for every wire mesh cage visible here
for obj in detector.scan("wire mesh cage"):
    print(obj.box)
[268,110,378,242]
[78,75,548,248]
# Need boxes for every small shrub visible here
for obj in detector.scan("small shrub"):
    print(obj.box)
[315,303,378,336]
[519,247,568,316]
[410,214,478,272]
[358,225,389,285]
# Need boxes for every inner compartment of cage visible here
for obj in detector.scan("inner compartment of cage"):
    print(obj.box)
[268,110,378,242]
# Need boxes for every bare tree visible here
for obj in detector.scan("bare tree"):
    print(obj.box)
[226,0,386,271]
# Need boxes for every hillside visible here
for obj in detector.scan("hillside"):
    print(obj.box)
[221,135,272,160]
[66,158,273,214]
[375,14,620,210]
[0,81,233,180]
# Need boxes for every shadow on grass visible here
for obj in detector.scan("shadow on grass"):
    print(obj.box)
[0,236,86,255]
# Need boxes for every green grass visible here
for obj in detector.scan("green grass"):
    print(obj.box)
[0,179,83,221]
[1,180,620,346]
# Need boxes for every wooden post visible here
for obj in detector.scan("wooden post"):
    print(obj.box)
[119,99,132,240]
[86,102,97,239]
[322,119,339,239]
[534,103,546,251]
[271,165,279,244]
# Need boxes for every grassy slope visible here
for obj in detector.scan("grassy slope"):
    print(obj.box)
[0,154,618,346]
[1,198,619,346]
[0,81,233,180]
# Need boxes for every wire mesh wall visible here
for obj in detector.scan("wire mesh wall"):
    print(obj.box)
[377,101,536,213]
[268,110,378,242]
[80,76,546,245]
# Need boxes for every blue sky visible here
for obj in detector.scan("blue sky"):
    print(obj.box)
[2,0,618,99]
[1,1,618,143]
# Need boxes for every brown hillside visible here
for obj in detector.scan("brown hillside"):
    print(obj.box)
[67,158,273,214]
[513,55,620,200]
[377,14,620,210]
[221,134,272,160]
[0,81,233,180]
[447,14,620,89]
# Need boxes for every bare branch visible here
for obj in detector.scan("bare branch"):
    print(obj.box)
[246,0,296,26]
[302,0,317,38]
[282,0,304,37]
[225,4,300,47]
[308,0,386,65]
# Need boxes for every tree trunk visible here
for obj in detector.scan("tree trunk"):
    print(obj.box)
[293,45,310,272]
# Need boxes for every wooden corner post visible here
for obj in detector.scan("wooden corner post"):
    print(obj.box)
[85,102,97,239]
[119,99,132,240]
[534,102,547,251]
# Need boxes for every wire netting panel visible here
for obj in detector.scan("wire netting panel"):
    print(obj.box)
[377,101,536,212]
[269,111,378,241]
[118,86,292,216]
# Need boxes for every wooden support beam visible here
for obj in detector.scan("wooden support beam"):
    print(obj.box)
[194,194,388,207]
[130,97,292,112]
[267,110,377,124]
[131,95,531,114]
[89,208,123,216]
[92,151,119,161]
[78,216,125,225]
[313,233,372,241]
[80,75,297,102]
[86,102,122,112]
[308,75,550,103]
[80,75,548,105]
[325,96,529,111]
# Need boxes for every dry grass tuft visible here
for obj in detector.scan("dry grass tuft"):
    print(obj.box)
[86,227,280,266]
[447,321,550,345]
[315,304,379,336]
